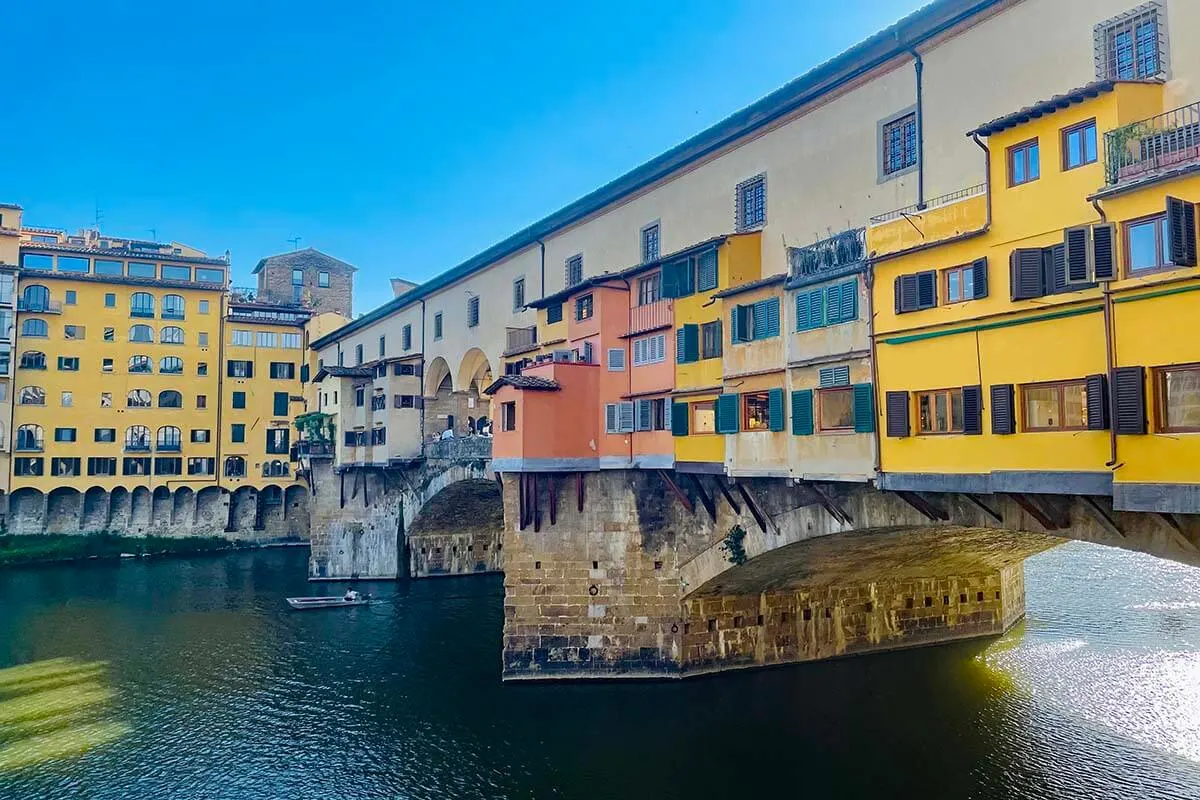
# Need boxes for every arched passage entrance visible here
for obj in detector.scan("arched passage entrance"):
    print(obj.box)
[456,348,494,434]
[407,478,503,577]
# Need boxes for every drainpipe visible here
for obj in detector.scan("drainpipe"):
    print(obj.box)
[536,239,546,300]
[419,298,427,459]
[971,134,993,230]
[911,49,926,211]
[1092,199,1119,469]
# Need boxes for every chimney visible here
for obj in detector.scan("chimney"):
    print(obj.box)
[390,278,419,297]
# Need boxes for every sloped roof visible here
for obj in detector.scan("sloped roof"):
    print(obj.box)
[314,365,375,381]
[712,274,786,299]
[483,374,560,394]
[253,247,358,275]
[966,79,1161,137]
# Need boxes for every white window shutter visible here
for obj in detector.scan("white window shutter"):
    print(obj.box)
[608,348,625,371]
[618,401,635,433]
[663,399,672,431]
[636,399,652,431]
[605,403,618,433]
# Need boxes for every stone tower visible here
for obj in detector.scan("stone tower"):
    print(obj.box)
[253,247,356,316]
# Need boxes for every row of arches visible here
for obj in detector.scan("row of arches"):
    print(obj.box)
[17,353,188,374]
[18,388,184,408]
[21,285,188,319]
[19,319,187,344]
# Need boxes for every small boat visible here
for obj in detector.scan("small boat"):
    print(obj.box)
[286,594,371,610]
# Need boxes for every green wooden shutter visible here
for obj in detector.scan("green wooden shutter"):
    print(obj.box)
[676,328,687,363]
[751,300,768,339]
[730,307,742,343]
[661,260,681,298]
[671,402,689,436]
[824,284,841,324]
[716,394,739,433]
[767,388,785,432]
[808,291,825,328]
[791,389,813,435]
[273,392,289,417]
[684,324,700,363]
[795,291,810,331]
[840,280,858,321]
[852,383,874,433]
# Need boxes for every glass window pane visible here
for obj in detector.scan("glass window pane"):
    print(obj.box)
[161,265,190,280]
[1067,130,1082,168]
[58,256,89,273]
[1012,152,1025,184]
[1164,369,1200,430]
[918,394,931,432]
[195,268,225,283]
[951,390,964,431]
[1028,144,1039,179]
[1025,386,1059,429]
[1128,220,1159,271]
[21,254,52,270]
[1161,219,1172,266]
[1063,383,1087,428]
[1084,125,1097,163]
[128,262,156,278]
[934,392,948,432]
[947,271,961,302]
[95,259,123,275]
[962,268,974,300]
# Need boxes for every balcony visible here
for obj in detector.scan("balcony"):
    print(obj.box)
[787,228,867,284]
[293,440,334,459]
[16,299,62,314]
[628,299,672,336]
[866,185,987,259]
[1104,101,1200,188]
[504,326,538,356]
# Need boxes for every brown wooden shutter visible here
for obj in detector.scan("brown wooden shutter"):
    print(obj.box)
[1166,196,1198,267]
[1091,223,1117,281]
[1112,366,1146,435]
[1064,226,1091,283]
[990,384,1015,434]
[971,258,988,298]
[1085,373,1109,430]
[894,276,903,313]
[916,270,937,309]
[885,391,910,438]
[895,274,919,313]
[1010,249,1045,300]
[962,385,983,435]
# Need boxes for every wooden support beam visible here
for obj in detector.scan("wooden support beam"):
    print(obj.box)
[809,483,854,526]
[1007,493,1061,531]
[549,475,557,526]
[716,479,741,514]
[577,472,585,513]
[1157,512,1199,553]
[685,474,717,522]
[734,482,768,533]
[659,470,694,514]
[960,493,1002,524]
[1079,496,1123,539]
[363,469,370,508]
[339,470,346,509]
[533,474,541,532]
[350,468,360,500]
[894,491,947,523]
[517,474,527,531]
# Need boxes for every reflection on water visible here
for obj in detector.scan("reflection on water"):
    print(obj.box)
[0,541,1196,799]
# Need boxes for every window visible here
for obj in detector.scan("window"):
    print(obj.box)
[119,456,148,476]
[1156,364,1200,432]
[604,402,635,434]
[231,424,245,443]
[394,363,416,376]
[232,330,252,346]
[943,265,978,303]
[266,428,290,454]
[632,334,666,366]
[546,303,563,324]
[224,457,246,478]
[512,277,526,311]
[191,429,211,443]
[263,459,290,478]
[57,356,79,372]
[273,391,289,417]
[1062,119,1098,170]
[102,359,113,373]
[88,457,118,476]
[158,390,182,408]
[196,268,225,284]
[566,255,584,287]
[100,393,112,408]
[500,402,517,431]
[130,292,155,317]
[129,355,152,373]
[279,333,300,349]
[65,290,77,305]
[1008,139,1040,186]
[156,426,182,451]
[127,262,156,279]
[16,424,43,451]
[606,347,626,372]
[641,223,660,263]
[64,325,85,340]
[14,458,44,476]
[119,391,151,412]
[227,360,253,378]
[165,268,190,283]
[817,388,854,432]
[292,268,304,286]
[257,332,277,348]
[104,327,114,342]
[638,274,661,306]
[51,458,81,477]
[467,295,480,328]
[162,295,185,319]
[692,401,716,434]
[199,300,210,314]
[894,271,938,313]
[95,428,116,442]
[355,386,365,407]
[735,174,766,231]
[61,391,73,408]
[318,271,330,288]
[1096,4,1164,80]
[58,256,88,273]
[125,425,151,451]
[19,386,45,405]
[354,343,364,365]
[130,324,153,343]
[1022,380,1088,431]
[575,294,593,321]
[160,356,183,374]
[270,362,296,379]
[54,427,77,443]
[402,324,412,350]
[742,392,771,431]
[20,254,52,271]
[1125,214,1173,273]
[21,319,47,338]
[22,285,50,311]
[881,111,917,177]
[394,394,416,409]
[434,312,443,340]
[96,261,122,277]
[916,388,965,434]
[232,392,246,409]
[188,458,215,476]
[198,332,209,347]
[104,293,116,307]
[19,351,46,370]
[730,298,780,342]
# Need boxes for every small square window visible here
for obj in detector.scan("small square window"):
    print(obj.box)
[735,174,766,231]
[103,327,114,342]
[318,271,330,288]
[65,290,77,305]
[104,293,115,307]
[231,423,245,443]
[1095,4,1165,81]
[232,391,246,409]
[198,332,209,347]
[61,391,73,407]
[102,358,113,373]
[1061,119,1098,170]
[881,112,917,177]
[565,255,584,287]
[197,395,208,409]
[198,362,208,376]
[641,222,660,263]
[199,300,210,314]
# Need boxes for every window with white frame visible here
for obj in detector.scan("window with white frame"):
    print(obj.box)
[232,329,252,346]
[281,333,301,348]
[631,333,665,366]
[641,222,660,263]
[256,331,277,348]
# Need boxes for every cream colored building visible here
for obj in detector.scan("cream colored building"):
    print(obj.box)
[313,0,1199,462]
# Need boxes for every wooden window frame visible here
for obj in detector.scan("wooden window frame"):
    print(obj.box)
[501,401,517,432]
[575,294,594,321]
[1019,379,1089,432]
[1122,212,1174,277]
[637,273,661,306]
[1007,138,1040,187]
[742,392,771,432]
[915,388,965,435]
[941,264,976,304]
[691,400,716,435]
[816,387,855,433]
[1061,118,1098,171]
[700,321,722,360]
[1153,363,1200,433]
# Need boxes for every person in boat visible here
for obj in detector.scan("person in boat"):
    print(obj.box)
[343,589,360,602]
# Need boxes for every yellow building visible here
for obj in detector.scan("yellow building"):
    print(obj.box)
[870,79,1200,513]
[0,204,20,499]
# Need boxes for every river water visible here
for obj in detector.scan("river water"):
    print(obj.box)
[0,542,1198,799]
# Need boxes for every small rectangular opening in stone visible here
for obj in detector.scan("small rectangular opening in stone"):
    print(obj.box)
[924,596,933,608]
[535,561,542,570]
[824,608,831,619]
[906,597,914,609]
[707,619,716,632]
[468,545,473,552]
[683,623,690,634]
[592,560,598,569]
[435,547,442,555]
[654,561,663,571]
[757,614,764,626]
[960,593,967,603]
[733,616,744,629]
[780,612,789,623]
[995,591,1001,599]
[943,595,950,605]
[865,601,874,612]
[976,591,984,602]
[803,608,812,621]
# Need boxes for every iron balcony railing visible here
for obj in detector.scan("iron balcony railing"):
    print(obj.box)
[1105,100,1200,186]
[869,184,987,225]
[293,440,335,459]
[230,286,260,302]
[504,325,538,355]
[629,299,672,335]
[16,299,62,314]
[370,395,386,411]
[788,228,866,278]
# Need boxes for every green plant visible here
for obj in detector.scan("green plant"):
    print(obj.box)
[1104,120,1151,184]
[294,411,333,442]
[720,525,748,566]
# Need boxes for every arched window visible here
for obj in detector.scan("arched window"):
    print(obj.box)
[159,356,183,374]
[129,355,152,373]
[15,424,43,451]
[127,389,152,408]
[21,285,49,312]
[224,456,246,477]
[21,319,47,338]
[18,351,46,370]
[130,324,153,343]
[160,326,184,345]
[130,292,154,317]
[262,460,289,477]
[161,294,185,319]
[125,425,151,451]
[18,386,45,405]
[156,426,181,451]
[157,390,183,408]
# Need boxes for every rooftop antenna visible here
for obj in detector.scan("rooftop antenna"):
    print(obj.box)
[93,201,104,232]
[287,236,302,251]
[148,228,158,242]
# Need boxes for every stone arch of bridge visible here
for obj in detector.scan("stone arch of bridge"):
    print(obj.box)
[424,356,452,398]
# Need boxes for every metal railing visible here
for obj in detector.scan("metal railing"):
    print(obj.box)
[230,286,260,302]
[869,184,986,225]
[293,440,334,459]
[16,299,62,314]
[628,299,672,335]
[1104,100,1200,186]
[425,436,492,462]
[504,325,538,355]
[787,228,866,278]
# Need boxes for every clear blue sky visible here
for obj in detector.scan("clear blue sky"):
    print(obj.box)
[4,0,921,314]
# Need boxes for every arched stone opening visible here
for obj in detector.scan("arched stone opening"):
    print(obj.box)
[151,486,173,529]
[407,478,503,577]
[9,487,45,535]
[258,485,285,535]
[81,487,110,531]
[228,486,257,534]
[108,487,132,531]
[456,348,494,434]
[284,485,309,538]
[130,486,153,530]
[45,487,82,534]
[172,487,195,527]
[195,486,226,532]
